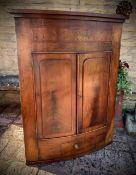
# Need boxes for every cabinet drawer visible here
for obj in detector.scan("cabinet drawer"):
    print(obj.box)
[61,134,105,157]
[61,140,95,157]
[38,127,106,161]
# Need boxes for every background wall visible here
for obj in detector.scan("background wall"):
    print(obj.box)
[0,0,136,91]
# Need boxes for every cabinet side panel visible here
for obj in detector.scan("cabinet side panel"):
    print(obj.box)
[15,18,38,161]
[105,23,123,144]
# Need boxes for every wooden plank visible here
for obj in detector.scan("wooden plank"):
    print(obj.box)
[9,9,126,22]
[105,23,123,144]
[15,18,39,161]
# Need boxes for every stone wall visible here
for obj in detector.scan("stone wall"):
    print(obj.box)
[0,0,136,91]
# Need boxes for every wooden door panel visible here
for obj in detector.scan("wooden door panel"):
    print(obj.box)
[33,53,76,139]
[77,52,111,133]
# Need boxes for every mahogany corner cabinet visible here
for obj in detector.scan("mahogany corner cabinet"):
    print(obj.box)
[10,9,125,164]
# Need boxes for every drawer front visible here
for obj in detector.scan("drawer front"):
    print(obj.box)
[38,127,107,161]
[61,133,105,157]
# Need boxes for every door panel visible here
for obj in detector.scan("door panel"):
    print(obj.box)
[77,52,111,133]
[33,53,76,139]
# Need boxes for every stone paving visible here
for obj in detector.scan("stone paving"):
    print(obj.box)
[0,104,136,175]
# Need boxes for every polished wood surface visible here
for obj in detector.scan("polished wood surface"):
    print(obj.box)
[77,52,111,133]
[10,9,126,22]
[11,10,125,164]
[31,19,112,52]
[33,53,76,139]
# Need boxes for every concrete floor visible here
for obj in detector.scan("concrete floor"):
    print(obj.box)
[0,103,136,175]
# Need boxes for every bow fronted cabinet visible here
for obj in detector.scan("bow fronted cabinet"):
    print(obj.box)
[10,10,126,164]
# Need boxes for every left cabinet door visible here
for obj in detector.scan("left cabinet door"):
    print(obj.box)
[33,53,76,139]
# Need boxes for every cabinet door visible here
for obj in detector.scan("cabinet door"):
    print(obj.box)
[77,52,111,133]
[33,53,76,139]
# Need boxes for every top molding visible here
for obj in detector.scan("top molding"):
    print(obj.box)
[9,9,126,23]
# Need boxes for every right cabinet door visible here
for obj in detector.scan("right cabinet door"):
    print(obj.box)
[77,52,111,133]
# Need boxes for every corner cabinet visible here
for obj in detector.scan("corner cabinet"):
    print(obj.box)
[10,9,125,164]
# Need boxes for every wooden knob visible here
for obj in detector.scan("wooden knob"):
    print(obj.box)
[74,143,79,149]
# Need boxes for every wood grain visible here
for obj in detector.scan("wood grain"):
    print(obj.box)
[33,53,76,139]
[15,18,38,161]
[11,9,125,163]
[105,24,123,144]
[77,52,111,133]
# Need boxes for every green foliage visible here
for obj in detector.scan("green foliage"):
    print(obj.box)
[117,60,133,95]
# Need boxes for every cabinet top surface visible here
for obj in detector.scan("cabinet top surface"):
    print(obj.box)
[9,9,126,22]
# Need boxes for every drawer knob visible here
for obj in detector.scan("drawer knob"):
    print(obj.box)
[74,143,79,149]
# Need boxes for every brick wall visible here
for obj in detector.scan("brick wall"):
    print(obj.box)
[0,0,136,91]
